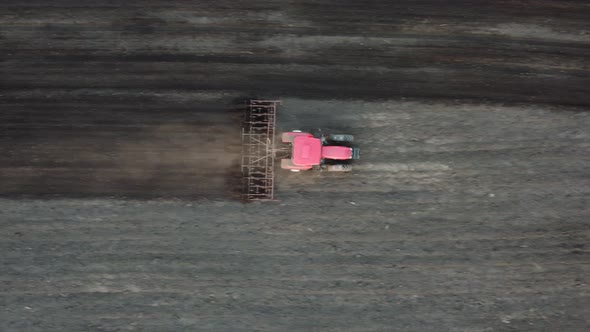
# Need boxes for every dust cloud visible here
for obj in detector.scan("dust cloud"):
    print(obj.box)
[0,114,242,199]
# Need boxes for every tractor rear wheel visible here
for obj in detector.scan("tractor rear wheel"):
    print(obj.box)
[326,164,353,172]
[329,134,354,142]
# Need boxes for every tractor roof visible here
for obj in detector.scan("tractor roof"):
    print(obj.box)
[292,136,322,166]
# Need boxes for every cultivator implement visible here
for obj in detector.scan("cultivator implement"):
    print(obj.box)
[241,100,280,201]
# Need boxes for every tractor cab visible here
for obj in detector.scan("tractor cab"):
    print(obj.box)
[292,136,322,166]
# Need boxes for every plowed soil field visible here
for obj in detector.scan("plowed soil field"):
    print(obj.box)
[1,1,589,331]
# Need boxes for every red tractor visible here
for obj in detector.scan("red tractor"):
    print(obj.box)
[280,130,360,172]
[240,100,359,201]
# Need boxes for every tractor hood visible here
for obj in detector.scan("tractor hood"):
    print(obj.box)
[322,146,353,160]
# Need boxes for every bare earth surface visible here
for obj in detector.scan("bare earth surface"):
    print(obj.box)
[1,1,589,331]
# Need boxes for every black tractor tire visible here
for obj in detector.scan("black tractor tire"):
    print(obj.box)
[329,134,354,142]
[326,164,353,172]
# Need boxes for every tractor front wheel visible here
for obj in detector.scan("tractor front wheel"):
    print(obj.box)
[326,164,353,172]
[329,134,354,142]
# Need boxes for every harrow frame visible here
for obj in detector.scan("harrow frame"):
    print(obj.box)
[240,100,280,201]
